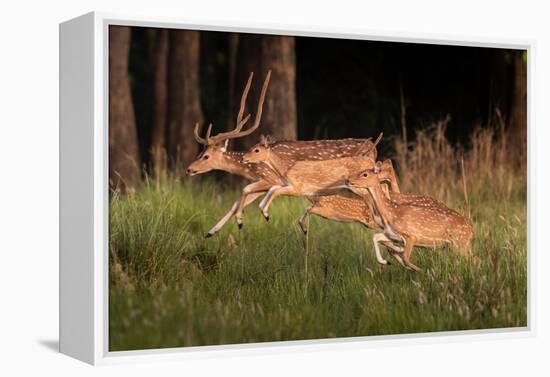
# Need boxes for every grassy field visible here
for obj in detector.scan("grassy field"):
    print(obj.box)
[109,125,527,351]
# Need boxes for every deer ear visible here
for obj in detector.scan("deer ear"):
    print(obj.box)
[222,139,229,151]
[382,159,393,169]
[265,135,276,145]
[374,161,382,174]
[259,134,267,146]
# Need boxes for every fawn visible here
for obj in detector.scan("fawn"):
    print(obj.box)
[242,135,381,220]
[346,164,474,271]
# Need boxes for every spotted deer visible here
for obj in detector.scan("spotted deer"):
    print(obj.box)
[346,164,474,271]
[242,135,384,219]
[298,158,404,238]
[239,137,410,264]
[186,71,377,236]
[368,159,446,208]
[316,158,459,267]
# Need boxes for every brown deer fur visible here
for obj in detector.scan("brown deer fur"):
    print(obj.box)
[242,135,379,218]
[347,166,474,271]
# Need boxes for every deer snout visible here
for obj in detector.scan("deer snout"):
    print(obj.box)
[186,167,195,176]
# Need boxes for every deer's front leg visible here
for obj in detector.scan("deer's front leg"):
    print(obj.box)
[258,185,298,220]
[206,199,240,238]
[206,182,272,237]
[381,242,406,267]
[206,191,267,237]
[372,233,391,265]
[234,181,273,226]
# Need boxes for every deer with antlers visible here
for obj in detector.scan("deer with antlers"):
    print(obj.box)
[346,163,474,271]
[186,71,379,237]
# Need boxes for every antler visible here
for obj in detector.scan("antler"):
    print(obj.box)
[373,132,383,148]
[354,132,383,157]
[194,122,213,145]
[236,72,254,129]
[194,70,271,146]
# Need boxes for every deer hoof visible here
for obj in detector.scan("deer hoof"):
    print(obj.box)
[205,233,213,239]
[238,223,243,229]
[405,264,421,272]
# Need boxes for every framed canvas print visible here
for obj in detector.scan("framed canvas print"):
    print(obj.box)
[59,12,531,365]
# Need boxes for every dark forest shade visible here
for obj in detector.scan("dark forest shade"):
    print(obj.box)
[229,34,297,150]
[296,39,521,144]
[166,30,203,172]
[509,51,527,155]
[109,26,140,192]
[148,28,169,178]
[122,27,526,177]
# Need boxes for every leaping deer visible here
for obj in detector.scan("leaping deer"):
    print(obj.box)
[346,163,474,271]
[242,137,414,265]
[186,71,379,237]
[299,158,403,235]
[242,134,382,220]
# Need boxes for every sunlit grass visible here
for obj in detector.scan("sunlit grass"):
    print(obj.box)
[110,123,526,350]
[109,176,526,351]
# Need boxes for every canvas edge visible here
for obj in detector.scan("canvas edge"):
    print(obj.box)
[59,11,97,365]
[57,10,536,366]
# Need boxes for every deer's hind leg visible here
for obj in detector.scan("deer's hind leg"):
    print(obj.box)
[402,236,421,271]
[298,206,312,234]
[300,202,354,234]
[258,185,300,220]
[455,236,480,266]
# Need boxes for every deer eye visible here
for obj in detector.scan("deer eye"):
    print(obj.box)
[203,155,210,160]
[362,172,368,177]
[254,149,260,153]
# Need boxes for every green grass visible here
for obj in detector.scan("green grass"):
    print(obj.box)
[109,176,527,351]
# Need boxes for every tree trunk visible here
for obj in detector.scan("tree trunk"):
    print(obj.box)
[488,49,511,121]
[226,33,240,142]
[149,29,169,178]
[229,34,297,150]
[167,30,203,173]
[508,50,527,156]
[109,26,140,193]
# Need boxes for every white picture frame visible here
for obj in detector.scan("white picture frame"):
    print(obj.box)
[59,11,534,365]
